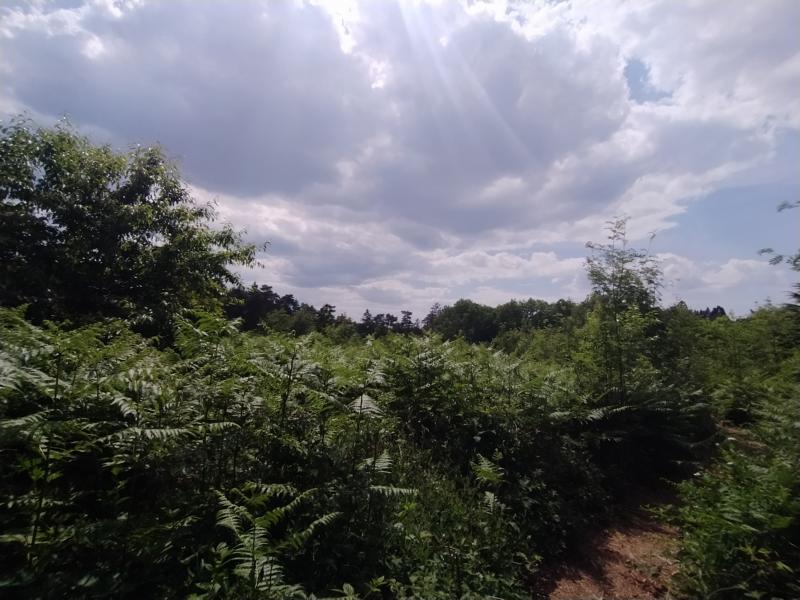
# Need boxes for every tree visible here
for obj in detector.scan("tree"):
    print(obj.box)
[226,283,282,330]
[422,303,442,329]
[317,303,336,329]
[583,218,661,401]
[425,299,498,343]
[359,309,374,335]
[398,310,416,333]
[0,117,257,328]
[585,219,661,313]
[376,312,398,335]
[694,306,727,320]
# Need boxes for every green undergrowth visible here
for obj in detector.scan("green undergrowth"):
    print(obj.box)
[1,306,722,598]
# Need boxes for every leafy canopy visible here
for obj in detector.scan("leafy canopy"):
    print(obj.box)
[0,117,257,326]
[585,218,661,313]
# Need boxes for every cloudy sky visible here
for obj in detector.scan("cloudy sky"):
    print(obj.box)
[2,0,798,319]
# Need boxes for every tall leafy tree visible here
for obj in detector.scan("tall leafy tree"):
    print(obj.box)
[0,117,257,328]
[584,218,661,401]
[425,299,498,343]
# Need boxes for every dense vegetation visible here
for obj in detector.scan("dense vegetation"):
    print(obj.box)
[1,120,798,599]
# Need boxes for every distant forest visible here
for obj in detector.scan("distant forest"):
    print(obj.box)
[226,281,729,343]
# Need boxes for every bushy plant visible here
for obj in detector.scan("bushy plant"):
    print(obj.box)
[671,356,800,599]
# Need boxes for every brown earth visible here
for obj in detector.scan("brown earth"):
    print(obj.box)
[533,489,681,599]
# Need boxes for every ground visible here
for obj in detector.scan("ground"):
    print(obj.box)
[533,488,680,599]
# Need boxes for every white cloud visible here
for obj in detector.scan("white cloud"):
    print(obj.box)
[1,0,797,315]
[703,259,782,290]
[659,253,792,312]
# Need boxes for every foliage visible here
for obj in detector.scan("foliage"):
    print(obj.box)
[1,120,797,598]
[423,298,585,345]
[0,298,728,598]
[671,359,800,599]
[0,118,256,330]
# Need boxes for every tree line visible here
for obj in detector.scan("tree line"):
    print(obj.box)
[227,282,728,347]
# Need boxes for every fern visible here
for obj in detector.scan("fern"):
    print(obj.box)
[103,426,194,443]
[358,451,392,475]
[349,393,382,416]
[0,410,50,433]
[283,512,342,551]
[471,454,504,487]
[369,485,417,498]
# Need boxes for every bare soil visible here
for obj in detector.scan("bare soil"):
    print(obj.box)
[533,489,680,599]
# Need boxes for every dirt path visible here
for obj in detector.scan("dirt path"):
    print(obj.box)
[533,493,680,599]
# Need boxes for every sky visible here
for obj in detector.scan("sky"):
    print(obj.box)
[1,0,798,319]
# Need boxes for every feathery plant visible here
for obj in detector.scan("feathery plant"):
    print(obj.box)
[191,483,339,599]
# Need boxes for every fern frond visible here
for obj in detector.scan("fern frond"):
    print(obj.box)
[252,557,285,591]
[215,491,245,536]
[0,410,50,432]
[482,490,506,513]
[254,488,314,529]
[471,454,504,486]
[548,410,571,421]
[283,512,341,551]
[369,485,417,498]
[349,393,382,416]
[195,421,240,435]
[111,395,140,419]
[243,482,297,499]
[586,407,608,421]
[0,357,57,392]
[101,426,194,444]
[358,451,392,474]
